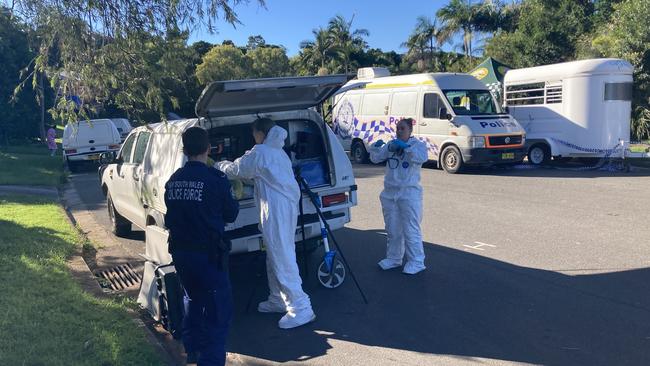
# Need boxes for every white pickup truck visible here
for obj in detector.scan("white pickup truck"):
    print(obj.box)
[100,75,358,255]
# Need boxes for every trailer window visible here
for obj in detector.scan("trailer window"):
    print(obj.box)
[443,90,502,115]
[605,82,632,101]
[506,81,563,105]
[505,83,544,105]
[545,82,562,104]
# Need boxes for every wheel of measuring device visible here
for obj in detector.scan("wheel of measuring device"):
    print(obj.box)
[317,258,346,288]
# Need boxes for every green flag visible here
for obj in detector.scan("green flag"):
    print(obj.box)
[469,57,512,103]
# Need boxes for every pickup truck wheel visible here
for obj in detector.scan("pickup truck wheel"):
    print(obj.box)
[107,192,131,237]
[441,145,463,174]
[351,141,369,164]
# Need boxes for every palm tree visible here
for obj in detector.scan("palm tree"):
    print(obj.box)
[436,0,478,59]
[401,30,428,72]
[327,14,369,74]
[299,27,333,74]
[403,16,450,71]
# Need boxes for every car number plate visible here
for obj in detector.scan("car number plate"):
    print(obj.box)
[88,154,101,160]
[501,153,515,160]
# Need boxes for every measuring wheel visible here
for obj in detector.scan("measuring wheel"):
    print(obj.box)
[317,257,346,288]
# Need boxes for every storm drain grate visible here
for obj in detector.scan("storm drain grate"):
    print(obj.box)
[95,263,142,291]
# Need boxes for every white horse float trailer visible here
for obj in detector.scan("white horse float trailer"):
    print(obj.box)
[503,58,633,164]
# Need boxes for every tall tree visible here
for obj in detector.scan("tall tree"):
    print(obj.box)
[0,7,48,143]
[298,27,334,75]
[327,15,369,74]
[402,16,449,71]
[195,44,250,85]
[246,35,267,50]
[248,46,290,78]
[485,0,594,68]
[588,0,650,139]
[10,0,265,123]
[436,0,478,58]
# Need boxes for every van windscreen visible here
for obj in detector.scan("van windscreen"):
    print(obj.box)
[443,89,502,116]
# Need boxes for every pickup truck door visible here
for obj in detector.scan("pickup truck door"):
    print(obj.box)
[121,131,151,229]
[107,133,136,218]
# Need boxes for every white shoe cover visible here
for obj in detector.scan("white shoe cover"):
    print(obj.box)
[378,258,402,270]
[402,261,426,275]
[257,300,287,313]
[278,308,316,329]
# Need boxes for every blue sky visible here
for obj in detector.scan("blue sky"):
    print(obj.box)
[189,0,449,56]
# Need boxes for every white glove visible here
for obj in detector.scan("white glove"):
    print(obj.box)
[214,160,231,171]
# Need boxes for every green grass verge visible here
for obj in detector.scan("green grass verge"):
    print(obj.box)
[0,144,65,186]
[0,195,164,366]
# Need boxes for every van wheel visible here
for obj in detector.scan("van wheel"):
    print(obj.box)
[351,141,369,164]
[107,192,131,237]
[441,145,463,174]
[528,144,550,165]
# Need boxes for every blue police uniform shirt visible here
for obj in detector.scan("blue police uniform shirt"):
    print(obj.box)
[164,161,239,252]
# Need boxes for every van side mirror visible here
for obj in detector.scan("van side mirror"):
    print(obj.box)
[99,151,116,165]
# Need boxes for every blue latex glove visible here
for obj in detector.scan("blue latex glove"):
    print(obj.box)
[388,139,409,152]
[373,139,385,147]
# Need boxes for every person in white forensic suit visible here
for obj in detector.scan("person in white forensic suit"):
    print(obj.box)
[214,117,316,329]
[369,118,428,275]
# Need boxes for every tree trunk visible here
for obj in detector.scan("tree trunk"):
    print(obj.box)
[39,72,46,142]
[430,38,434,70]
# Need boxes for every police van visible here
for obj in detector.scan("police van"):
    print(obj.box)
[333,67,526,173]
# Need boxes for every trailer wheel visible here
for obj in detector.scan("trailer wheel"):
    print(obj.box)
[528,144,550,165]
[441,145,463,173]
[351,141,369,164]
[107,192,132,237]
[317,258,346,288]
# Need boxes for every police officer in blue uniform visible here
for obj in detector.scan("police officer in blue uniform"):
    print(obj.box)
[164,126,239,366]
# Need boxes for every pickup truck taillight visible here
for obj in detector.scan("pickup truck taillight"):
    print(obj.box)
[65,149,77,154]
[108,144,121,149]
[322,193,347,207]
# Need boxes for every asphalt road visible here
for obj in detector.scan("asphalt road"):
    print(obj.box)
[69,163,650,366]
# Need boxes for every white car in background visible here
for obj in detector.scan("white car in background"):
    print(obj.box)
[110,118,133,142]
[62,119,122,172]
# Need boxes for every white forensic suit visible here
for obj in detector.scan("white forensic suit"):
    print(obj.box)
[215,126,315,329]
[369,137,429,274]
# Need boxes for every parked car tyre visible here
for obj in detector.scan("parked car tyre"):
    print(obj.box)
[528,144,550,165]
[351,140,369,164]
[107,192,131,237]
[67,159,79,173]
[441,145,463,174]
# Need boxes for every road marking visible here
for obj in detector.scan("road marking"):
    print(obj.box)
[463,241,497,251]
